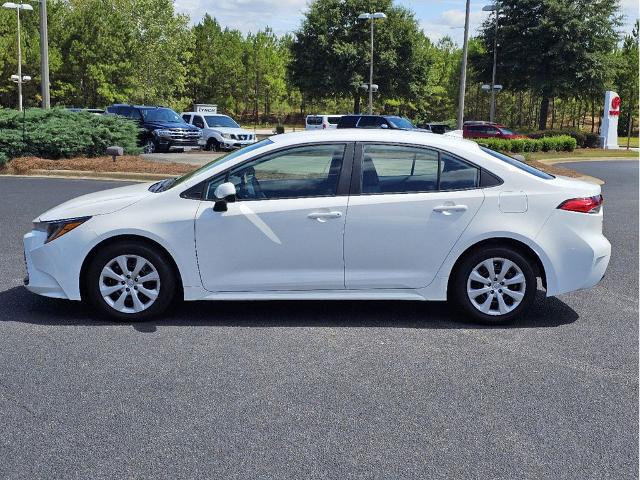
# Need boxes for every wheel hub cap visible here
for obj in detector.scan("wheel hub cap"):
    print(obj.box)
[99,254,161,314]
[466,257,526,317]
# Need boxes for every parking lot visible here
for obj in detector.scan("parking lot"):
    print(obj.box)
[0,161,637,479]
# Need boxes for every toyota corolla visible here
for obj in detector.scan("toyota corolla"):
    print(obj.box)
[23,130,610,324]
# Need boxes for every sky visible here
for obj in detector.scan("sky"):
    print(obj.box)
[174,0,639,45]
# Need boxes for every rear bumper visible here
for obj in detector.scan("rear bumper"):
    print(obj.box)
[536,210,611,296]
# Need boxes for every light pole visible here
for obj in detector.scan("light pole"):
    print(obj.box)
[483,2,499,122]
[457,0,471,129]
[28,0,49,108]
[3,2,33,112]
[358,12,386,115]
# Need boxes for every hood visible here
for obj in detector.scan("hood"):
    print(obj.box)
[209,127,252,135]
[145,121,199,131]
[36,182,155,222]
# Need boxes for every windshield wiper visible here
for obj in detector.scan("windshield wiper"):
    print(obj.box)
[149,177,177,193]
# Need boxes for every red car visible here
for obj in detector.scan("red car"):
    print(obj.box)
[463,121,523,139]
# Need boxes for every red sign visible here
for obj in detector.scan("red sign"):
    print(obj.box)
[609,96,621,115]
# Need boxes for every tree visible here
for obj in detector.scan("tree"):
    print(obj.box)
[288,0,431,113]
[614,21,639,139]
[472,0,621,129]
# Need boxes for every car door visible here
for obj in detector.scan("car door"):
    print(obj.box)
[344,143,485,289]
[195,143,354,292]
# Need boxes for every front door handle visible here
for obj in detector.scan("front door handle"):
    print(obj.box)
[433,204,468,213]
[307,211,343,222]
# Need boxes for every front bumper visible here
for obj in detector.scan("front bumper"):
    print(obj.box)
[156,137,201,150]
[220,138,257,150]
[23,230,69,299]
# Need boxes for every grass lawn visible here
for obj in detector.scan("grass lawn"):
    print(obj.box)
[618,136,639,148]
[527,148,638,161]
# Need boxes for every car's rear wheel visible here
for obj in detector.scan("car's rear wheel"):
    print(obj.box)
[450,246,537,324]
[85,241,176,321]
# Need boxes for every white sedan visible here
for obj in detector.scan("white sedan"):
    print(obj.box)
[23,130,610,324]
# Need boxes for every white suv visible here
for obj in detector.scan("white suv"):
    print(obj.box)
[182,112,257,151]
[305,114,344,130]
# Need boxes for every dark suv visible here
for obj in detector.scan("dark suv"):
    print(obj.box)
[336,115,416,130]
[105,104,202,153]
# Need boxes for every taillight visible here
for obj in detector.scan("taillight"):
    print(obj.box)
[322,123,327,129]
[557,195,603,214]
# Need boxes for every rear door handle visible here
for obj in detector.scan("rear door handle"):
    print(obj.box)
[307,211,343,221]
[433,204,468,213]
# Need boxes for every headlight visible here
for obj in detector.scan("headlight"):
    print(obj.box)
[154,129,173,137]
[33,216,91,244]
[222,133,232,139]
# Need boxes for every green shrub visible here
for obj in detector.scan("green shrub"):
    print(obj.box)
[473,135,576,153]
[527,128,600,148]
[0,108,141,161]
[584,132,600,148]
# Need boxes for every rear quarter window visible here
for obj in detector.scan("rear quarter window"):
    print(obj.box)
[480,147,554,179]
[327,116,342,125]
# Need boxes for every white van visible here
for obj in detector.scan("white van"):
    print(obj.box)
[305,114,344,130]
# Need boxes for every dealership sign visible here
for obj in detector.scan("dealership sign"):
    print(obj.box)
[600,91,620,149]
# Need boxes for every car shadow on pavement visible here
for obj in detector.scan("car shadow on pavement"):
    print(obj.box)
[0,286,578,331]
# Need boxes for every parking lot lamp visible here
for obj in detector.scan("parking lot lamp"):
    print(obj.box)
[457,0,471,129]
[483,2,499,122]
[27,0,49,108]
[3,1,33,112]
[358,12,386,115]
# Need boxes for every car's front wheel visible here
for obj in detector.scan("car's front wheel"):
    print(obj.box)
[450,246,537,324]
[84,241,176,321]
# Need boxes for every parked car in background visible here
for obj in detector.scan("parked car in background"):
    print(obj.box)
[105,104,201,153]
[182,112,257,151]
[305,114,344,130]
[23,129,609,324]
[336,115,417,130]
[463,121,523,139]
[418,123,451,135]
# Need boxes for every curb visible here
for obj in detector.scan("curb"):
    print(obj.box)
[537,156,638,165]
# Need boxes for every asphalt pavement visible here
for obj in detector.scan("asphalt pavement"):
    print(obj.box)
[0,161,637,479]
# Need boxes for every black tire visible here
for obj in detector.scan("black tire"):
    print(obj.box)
[143,138,157,154]
[449,246,537,325]
[206,138,220,152]
[84,241,177,321]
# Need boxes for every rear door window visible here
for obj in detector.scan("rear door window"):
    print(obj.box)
[327,116,342,125]
[360,144,481,194]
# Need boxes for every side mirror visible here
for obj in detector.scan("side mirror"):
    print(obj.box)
[213,182,237,212]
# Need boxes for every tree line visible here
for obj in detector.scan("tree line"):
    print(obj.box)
[0,0,636,131]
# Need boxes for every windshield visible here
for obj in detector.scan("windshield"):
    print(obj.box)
[499,128,516,135]
[480,147,554,179]
[205,115,240,128]
[155,139,274,192]
[140,108,183,123]
[387,117,415,130]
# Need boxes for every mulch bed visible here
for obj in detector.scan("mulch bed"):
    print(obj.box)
[1,156,196,176]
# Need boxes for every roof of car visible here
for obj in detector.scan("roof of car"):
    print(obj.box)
[269,128,481,154]
[182,112,230,116]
